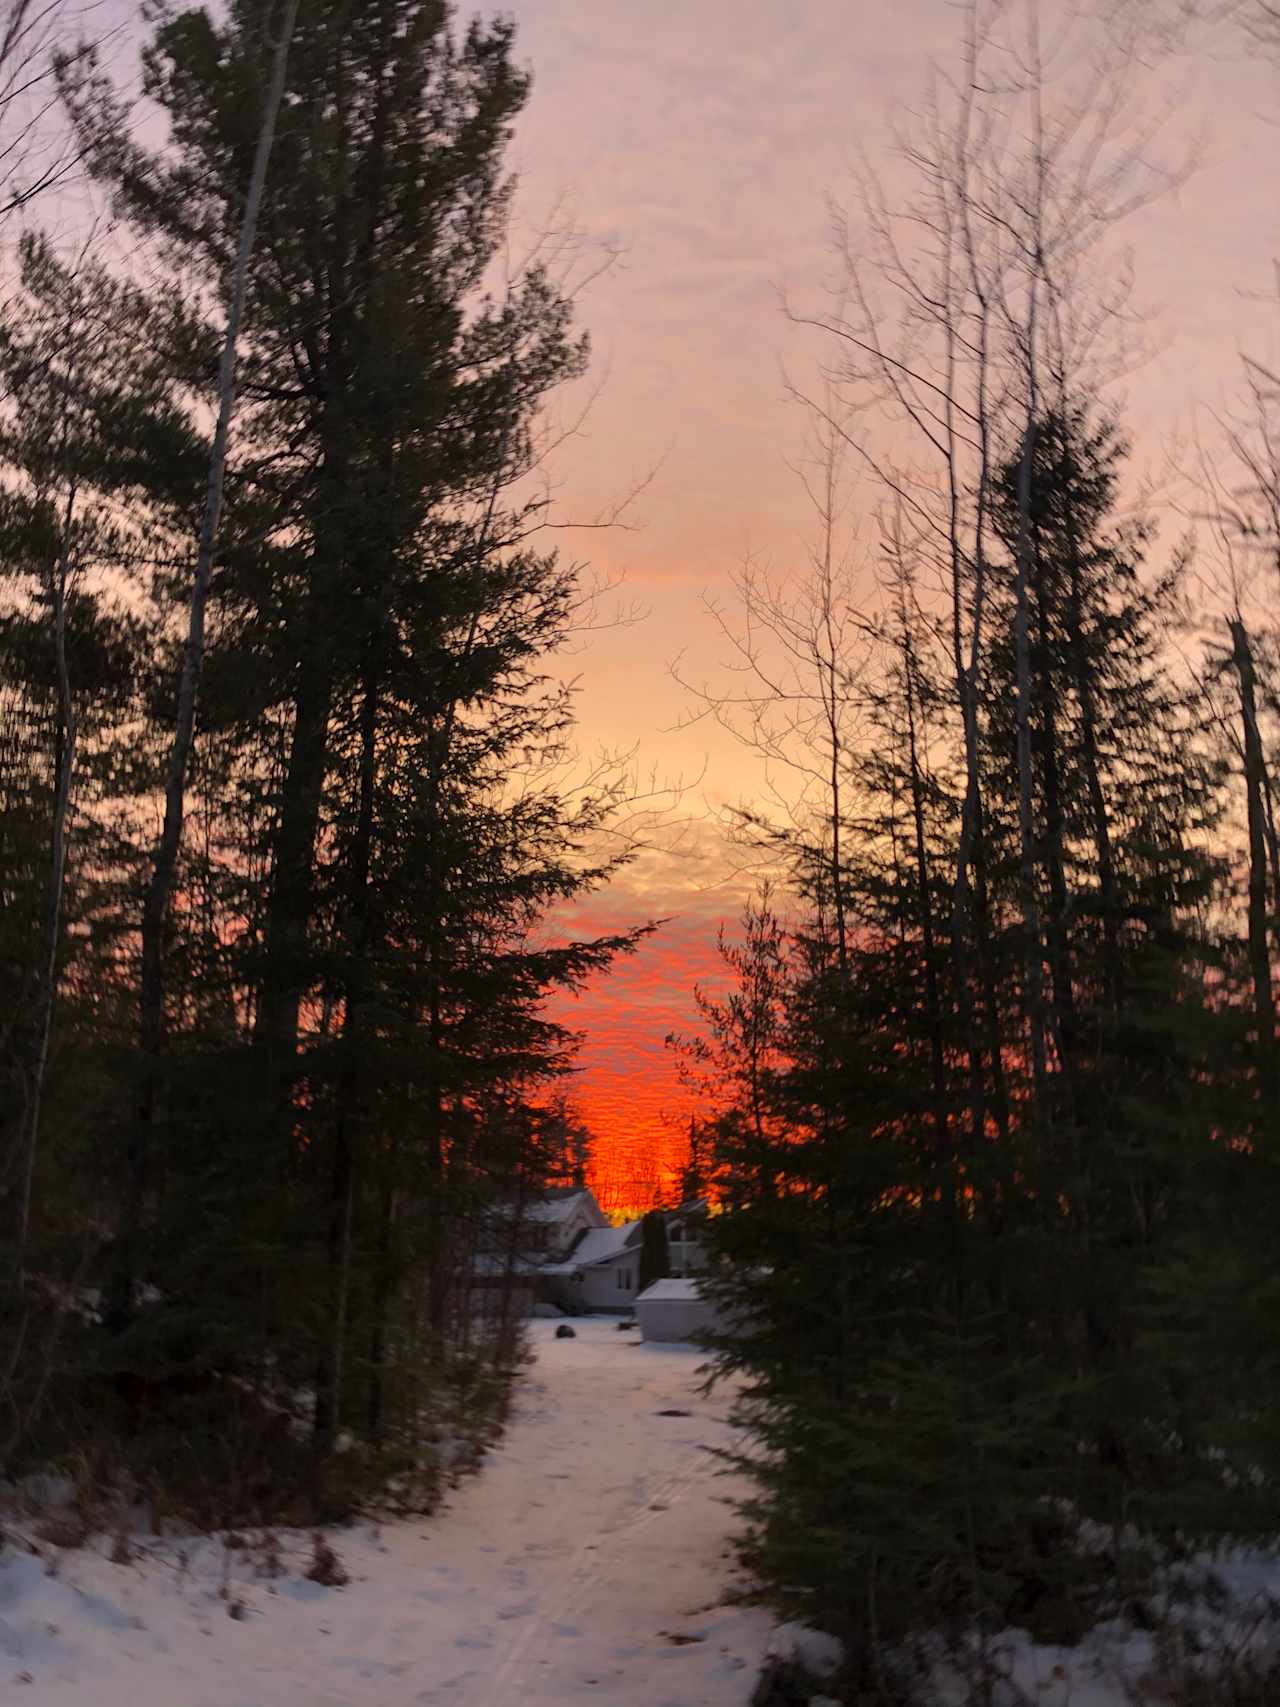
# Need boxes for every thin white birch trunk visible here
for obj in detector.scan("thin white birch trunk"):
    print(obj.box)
[138,0,301,1061]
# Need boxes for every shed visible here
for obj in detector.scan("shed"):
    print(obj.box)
[634,1277,722,1344]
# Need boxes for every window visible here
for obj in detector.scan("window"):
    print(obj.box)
[617,1267,631,1291]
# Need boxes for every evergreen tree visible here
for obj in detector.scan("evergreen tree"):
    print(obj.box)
[0,233,202,1281]
[0,0,649,1501]
[684,408,1258,1678]
[637,1211,669,1294]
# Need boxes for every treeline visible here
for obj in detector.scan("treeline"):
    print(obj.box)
[679,2,1280,1692]
[0,0,640,1517]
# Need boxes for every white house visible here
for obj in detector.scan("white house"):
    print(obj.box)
[635,1276,724,1344]
[521,1188,608,1261]
[663,1200,710,1277]
[478,1189,720,1319]
[470,1187,608,1316]
[539,1219,643,1313]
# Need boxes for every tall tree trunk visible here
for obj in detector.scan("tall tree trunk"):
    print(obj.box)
[1261,750,1280,941]
[902,628,951,1168]
[968,805,1011,1150]
[950,691,992,1164]
[315,659,379,1453]
[1231,616,1277,1102]
[1032,486,1089,1315]
[113,0,299,1327]
[1013,408,1050,1112]
[1065,520,1121,1012]
[946,499,995,1176]
[253,659,335,1069]
[1032,534,1078,1113]
[816,436,850,990]
[253,450,358,1144]
[366,1161,398,1442]
[13,475,78,1296]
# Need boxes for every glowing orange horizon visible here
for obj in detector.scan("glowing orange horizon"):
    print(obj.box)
[545,892,742,1214]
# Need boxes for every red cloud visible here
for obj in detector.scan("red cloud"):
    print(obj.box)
[545,882,748,1212]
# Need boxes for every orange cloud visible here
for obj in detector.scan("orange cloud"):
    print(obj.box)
[546,872,752,1211]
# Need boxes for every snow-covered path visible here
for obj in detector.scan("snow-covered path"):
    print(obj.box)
[2,1318,773,1706]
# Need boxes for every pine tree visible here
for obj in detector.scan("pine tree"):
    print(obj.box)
[637,1211,669,1294]
[685,408,1254,1673]
[47,0,649,1487]
[0,231,208,1467]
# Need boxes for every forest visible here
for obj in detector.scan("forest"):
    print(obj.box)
[1,0,1280,1700]
[675,1,1280,1696]
[0,0,648,1518]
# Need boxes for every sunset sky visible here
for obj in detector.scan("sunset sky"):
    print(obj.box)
[70,0,1280,1201]
[480,0,1280,1197]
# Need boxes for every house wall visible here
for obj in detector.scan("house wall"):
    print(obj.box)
[664,1216,708,1278]
[577,1253,640,1313]
[536,1272,579,1313]
[667,1237,706,1277]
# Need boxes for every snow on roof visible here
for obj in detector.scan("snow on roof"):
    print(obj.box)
[562,1223,640,1268]
[524,1189,596,1224]
[636,1278,704,1303]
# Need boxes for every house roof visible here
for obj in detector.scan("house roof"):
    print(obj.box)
[636,1278,705,1303]
[572,1223,641,1267]
[524,1189,599,1225]
[538,1222,641,1274]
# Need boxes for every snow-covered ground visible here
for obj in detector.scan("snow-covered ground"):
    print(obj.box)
[11,1315,1280,1707]
[0,1317,774,1706]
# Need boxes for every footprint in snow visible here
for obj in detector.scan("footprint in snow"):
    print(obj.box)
[496,1600,535,1621]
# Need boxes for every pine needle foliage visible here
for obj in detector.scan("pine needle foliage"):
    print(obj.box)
[684,409,1280,1681]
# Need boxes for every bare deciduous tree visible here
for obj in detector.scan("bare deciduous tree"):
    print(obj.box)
[0,0,87,216]
[673,391,872,984]
[793,0,1187,1130]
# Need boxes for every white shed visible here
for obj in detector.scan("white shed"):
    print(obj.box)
[635,1277,722,1344]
